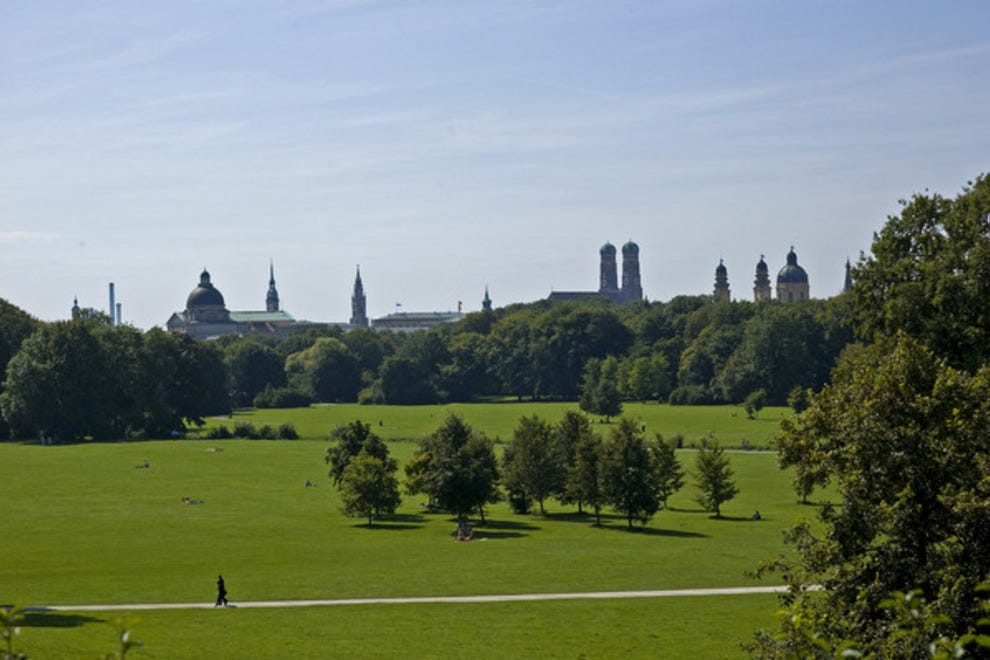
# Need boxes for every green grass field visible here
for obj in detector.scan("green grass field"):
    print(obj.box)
[205,401,789,448]
[0,404,817,658]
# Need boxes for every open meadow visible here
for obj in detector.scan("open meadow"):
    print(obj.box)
[0,405,820,658]
[205,401,790,448]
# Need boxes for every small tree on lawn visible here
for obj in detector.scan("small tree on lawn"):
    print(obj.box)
[600,418,660,528]
[566,429,605,525]
[502,415,563,515]
[694,440,738,518]
[326,420,391,485]
[555,410,597,512]
[653,434,685,509]
[338,450,401,526]
[579,357,623,422]
[743,388,767,419]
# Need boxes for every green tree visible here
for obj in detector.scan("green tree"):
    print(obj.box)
[851,174,990,374]
[325,421,391,486]
[502,415,563,515]
[286,337,361,403]
[554,411,596,512]
[760,335,990,654]
[742,388,766,419]
[600,418,661,528]
[579,356,623,421]
[378,355,438,404]
[224,340,286,407]
[407,415,500,523]
[653,435,685,509]
[566,428,606,525]
[338,450,401,526]
[694,440,738,518]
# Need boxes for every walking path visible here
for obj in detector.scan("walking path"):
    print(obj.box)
[30,585,791,613]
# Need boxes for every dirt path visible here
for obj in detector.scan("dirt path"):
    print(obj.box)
[31,585,789,612]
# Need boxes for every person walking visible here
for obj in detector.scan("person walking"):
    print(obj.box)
[216,574,228,607]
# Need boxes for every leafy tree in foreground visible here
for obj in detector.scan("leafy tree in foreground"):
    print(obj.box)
[851,173,990,374]
[600,418,660,528]
[653,435,684,509]
[407,415,500,523]
[754,335,990,656]
[502,415,563,515]
[338,450,401,526]
[694,440,737,518]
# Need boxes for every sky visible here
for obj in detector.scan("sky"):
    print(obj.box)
[2,0,988,330]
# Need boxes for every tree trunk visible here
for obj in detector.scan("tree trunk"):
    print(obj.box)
[538,499,546,515]
[578,500,584,515]
[478,506,486,525]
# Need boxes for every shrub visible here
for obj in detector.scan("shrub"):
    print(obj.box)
[206,425,232,439]
[253,386,313,409]
[668,385,714,406]
[258,424,277,440]
[233,422,259,439]
[277,424,299,440]
[508,489,533,515]
[787,385,810,414]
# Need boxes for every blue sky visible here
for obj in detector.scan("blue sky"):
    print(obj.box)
[2,0,988,329]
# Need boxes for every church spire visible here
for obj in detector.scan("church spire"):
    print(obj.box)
[843,258,853,294]
[482,285,492,312]
[350,266,368,328]
[266,260,280,312]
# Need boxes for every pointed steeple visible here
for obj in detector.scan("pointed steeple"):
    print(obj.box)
[843,259,853,294]
[350,266,368,328]
[71,296,80,320]
[266,260,280,312]
[482,285,492,312]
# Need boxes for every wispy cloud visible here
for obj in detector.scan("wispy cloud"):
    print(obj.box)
[0,231,61,244]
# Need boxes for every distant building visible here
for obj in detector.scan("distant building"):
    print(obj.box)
[482,286,493,312]
[166,268,300,340]
[753,255,772,302]
[548,241,644,303]
[775,247,810,302]
[713,260,730,302]
[371,311,464,333]
[350,266,368,328]
[843,259,853,293]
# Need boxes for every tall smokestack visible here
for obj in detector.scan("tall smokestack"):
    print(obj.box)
[116,303,122,326]
[109,283,115,325]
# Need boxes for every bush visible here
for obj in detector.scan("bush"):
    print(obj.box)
[277,424,299,440]
[205,425,232,439]
[233,422,259,439]
[787,385,811,413]
[258,424,277,439]
[743,388,767,419]
[253,386,313,409]
[668,385,714,406]
[670,433,684,449]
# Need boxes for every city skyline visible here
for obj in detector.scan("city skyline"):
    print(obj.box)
[2,1,988,329]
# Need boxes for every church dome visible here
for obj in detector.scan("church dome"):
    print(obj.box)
[776,248,808,284]
[186,269,226,308]
[622,240,639,256]
[756,255,768,273]
[600,242,616,255]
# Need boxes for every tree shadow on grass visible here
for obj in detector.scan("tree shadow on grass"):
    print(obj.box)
[20,610,104,628]
[598,524,707,538]
[351,522,424,531]
[475,519,540,532]
[469,530,528,540]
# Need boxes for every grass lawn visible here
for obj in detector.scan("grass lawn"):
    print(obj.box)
[205,401,789,448]
[0,405,820,658]
[14,594,781,658]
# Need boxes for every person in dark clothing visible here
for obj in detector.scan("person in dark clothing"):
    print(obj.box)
[216,575,228,607]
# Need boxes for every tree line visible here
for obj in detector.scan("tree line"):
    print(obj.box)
[327,413,738,530]
[751,173,990,656]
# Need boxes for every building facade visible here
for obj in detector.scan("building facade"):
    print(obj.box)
[548,240,644,303]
